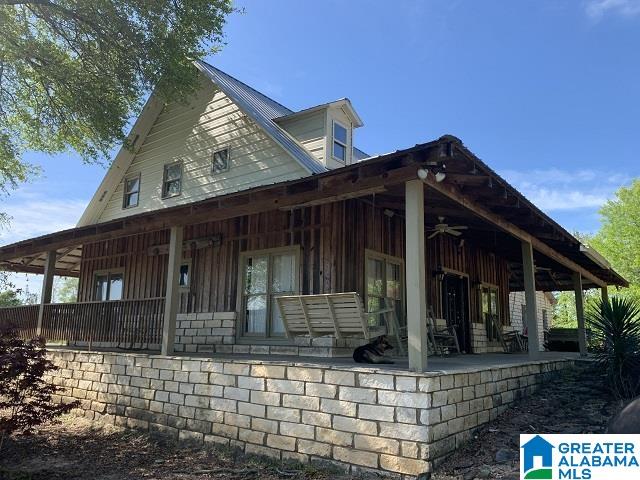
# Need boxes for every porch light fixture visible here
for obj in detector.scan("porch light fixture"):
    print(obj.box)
[417,167,446,182]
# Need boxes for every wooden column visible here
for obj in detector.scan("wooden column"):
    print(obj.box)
[36,250,56,337]
[601,285,609,305]
[405,179,428,372]
[521,241,540,358]
[573,272,587,356]
[161,226,183,356]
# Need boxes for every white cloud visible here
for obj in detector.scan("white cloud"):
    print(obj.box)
[585,0,640,19]
[0,197,87,245]
[500,167,628,212]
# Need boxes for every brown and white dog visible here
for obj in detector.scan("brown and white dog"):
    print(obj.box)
[353,335,395,364]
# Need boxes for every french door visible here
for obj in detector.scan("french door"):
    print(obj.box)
[240,248,299,338]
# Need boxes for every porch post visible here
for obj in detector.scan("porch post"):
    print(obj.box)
[521,241,540,358]
[405,179,428,372]
[601,285,609,305]
[573,272,587,356]
[161,226,183,356]
[36,250,57,337]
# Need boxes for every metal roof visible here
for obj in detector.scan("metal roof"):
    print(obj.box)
[195,60,327,175]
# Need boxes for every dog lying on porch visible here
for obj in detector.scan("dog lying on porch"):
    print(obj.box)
[353,335,395,364]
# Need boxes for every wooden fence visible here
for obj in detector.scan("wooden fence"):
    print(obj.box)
[0,298,165,350]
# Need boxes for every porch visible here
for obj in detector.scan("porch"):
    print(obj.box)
[0,136,627,373]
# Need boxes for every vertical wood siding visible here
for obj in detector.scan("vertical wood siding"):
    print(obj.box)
[79,200,511,325]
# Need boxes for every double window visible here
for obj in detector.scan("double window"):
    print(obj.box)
[332,121,348,162]
[123,174,140,208]
[162,162,182,198]
[481,285,500,341]
[94,270,124,301]
[239,248,299,338]
[365,251,404,328]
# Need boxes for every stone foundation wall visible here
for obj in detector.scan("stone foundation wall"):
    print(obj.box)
[174,312,236,353]
[46,349,573,479]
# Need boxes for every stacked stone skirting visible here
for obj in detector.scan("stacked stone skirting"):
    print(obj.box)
[46,349,574,479]
[174,313,365,357]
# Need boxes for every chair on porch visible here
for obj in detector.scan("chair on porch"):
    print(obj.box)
[275,293,406,355]
[426,307,461,356]
[490,314,528,353]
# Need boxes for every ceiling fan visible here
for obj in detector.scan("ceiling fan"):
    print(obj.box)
[428,216,469,239]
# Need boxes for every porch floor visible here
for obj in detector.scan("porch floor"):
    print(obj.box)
[47,346,582,374]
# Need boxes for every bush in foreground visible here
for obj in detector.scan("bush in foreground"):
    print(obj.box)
[587,297,640,400]
[0,329,78,450]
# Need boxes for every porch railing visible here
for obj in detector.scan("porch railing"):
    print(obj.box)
[0,298,165,350]
[0,304,39,339]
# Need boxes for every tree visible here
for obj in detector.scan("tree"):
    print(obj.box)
[590,179,640,302]
[0,0,233,195]
[0,290,21,307]
[53,276,77,303]
[0,330,78,449]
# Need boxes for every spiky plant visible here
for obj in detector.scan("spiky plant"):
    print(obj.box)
[586,296,640,400]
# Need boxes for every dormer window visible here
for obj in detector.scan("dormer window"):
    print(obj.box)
[212,147,230,174]
[332,121,348,162]
[122,174,140,209]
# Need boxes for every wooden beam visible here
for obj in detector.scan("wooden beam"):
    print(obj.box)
[521,241,540,358]
[420,173,606,287]
[161,226,183,356]
[0,163,421,263]
[405,179,428,372]
[573,272,587,356]
[36,251,56,336]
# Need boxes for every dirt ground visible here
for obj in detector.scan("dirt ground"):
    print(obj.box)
[0,364,619,480]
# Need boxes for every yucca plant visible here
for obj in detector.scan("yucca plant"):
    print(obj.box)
[586,296,640,400]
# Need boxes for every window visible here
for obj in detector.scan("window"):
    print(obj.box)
[542,309,548,331]
[365,251,404,328]
[212,147,230,174]
[162,162,182,198]
[480,285,500,341]
[179,262,190,289]
[332,121,348,162]
[94,271,124,301]
[240,248,299,337]
[123,174,140,209]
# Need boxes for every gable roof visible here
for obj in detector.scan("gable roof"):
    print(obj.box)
[78,61,330,227]
[194,60,326,175]
[274,98,364,127]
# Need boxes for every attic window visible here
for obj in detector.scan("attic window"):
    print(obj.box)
[162,162,182,198]
[332,121,348,162]
[123,174,140,209]
[212,147,230,174]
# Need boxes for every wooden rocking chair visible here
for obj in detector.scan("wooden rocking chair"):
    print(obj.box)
[426,307,461,356]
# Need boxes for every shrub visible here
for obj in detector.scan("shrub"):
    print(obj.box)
[586,296,640,400]
[0,329,78,450]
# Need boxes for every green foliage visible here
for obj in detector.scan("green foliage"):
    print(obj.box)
[590,179,640,302]
[0,290,21,307]
[586,296,640,400]
[52,276,77,303]
[0,0,233,194]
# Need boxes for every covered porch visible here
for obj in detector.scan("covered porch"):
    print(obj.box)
[0,136,626,372]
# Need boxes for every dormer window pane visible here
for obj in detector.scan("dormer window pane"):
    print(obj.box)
[333,121,348,162]
[334,122,347,144]
[123,175,140,208]
[162,162,182,198]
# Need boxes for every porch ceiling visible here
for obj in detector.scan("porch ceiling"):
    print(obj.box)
[0,135,627,290]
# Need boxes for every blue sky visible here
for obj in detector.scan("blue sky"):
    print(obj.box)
[2,0,640,296]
